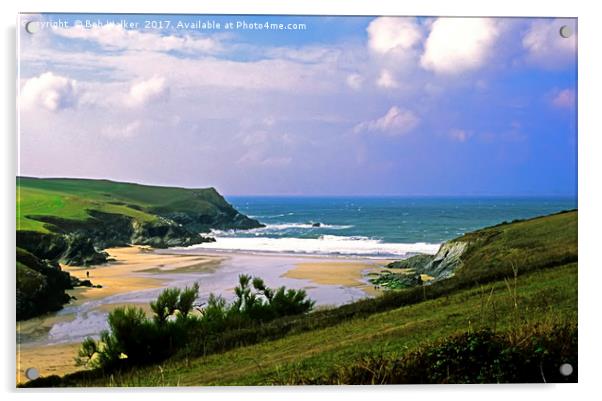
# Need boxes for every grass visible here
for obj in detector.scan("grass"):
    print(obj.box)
[17,186,157,232]
[455,210,577,281]
[305,322,577,384]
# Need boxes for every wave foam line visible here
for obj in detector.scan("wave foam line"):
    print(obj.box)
[184,235,441,257]
[212,223,354,236]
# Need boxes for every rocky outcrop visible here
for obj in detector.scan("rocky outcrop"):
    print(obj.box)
[18,209,219,267]
[376,240,469,290]
[422,241,468,280]
[16,248,72,320]
[16,230,109,266]
[155,209,263,233]
[387,254,435,270]
[130,218,216,248]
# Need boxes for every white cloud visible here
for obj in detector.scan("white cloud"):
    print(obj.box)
[421,18,499,75]
[376,70,399,89]
[53,23,220,54]
[367,17,423,54]
[449,129,471,142]
[523,19,577,69]
[126,76,168,107]
[102,120,142,138]
[20,72,78,111]
[551,88,576,109]
[346,73,364,90]
[354,106,420,136]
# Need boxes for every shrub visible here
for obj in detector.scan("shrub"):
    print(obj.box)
[231,274,314,322]
[76,276,315,371]
[76,284,201,370]
[150,288,180,324]
[177,283,200,317]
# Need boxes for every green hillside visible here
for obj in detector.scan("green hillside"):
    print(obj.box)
[17,177,261,234]
[373,210,577,289]
[16,177,263,320]
[24,210,578,386]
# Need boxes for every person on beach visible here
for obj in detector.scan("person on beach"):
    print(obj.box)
[86,271,90,279]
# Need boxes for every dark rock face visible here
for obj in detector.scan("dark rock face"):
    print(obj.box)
[226,212,264,230]
[19,210,217,266]
[387,254,435,270]
[130,218,213,248]
[16,230,109,266]
[378,240,469,290]
[16,248,72,321]
[422,241,468,280]
[158,210,264,233]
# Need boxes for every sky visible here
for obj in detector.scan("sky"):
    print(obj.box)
[18,14,577,196]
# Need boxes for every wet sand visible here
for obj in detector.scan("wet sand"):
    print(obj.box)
[283,260,383,296]
[17,343,81,383]
[63,246,224,302]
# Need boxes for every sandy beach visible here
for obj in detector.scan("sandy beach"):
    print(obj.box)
[283,261,382,295]
[63,246,225,302]
[17,246,388,384]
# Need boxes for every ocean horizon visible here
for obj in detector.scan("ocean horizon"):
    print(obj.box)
[180,196,578,258]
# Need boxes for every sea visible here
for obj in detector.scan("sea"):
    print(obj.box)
[184,196,577,258]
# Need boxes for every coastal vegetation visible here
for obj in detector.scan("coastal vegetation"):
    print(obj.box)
[22,210,577,386]
[16,177,263,319]
[75,275,314,370]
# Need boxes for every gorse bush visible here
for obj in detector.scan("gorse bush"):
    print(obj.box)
[221,275,314,323]
[76,287,199,370]
[150,284,199,324]
[76,276,314,371]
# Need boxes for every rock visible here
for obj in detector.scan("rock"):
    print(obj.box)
[369,271,423,289]
[16,248,72,321]
[382,240,469,285]
[387,254,435,270]
[311,222,321,227]
[422,241,468,280]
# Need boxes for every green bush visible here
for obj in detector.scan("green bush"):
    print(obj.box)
[76,276,314,371]
[228,274,314,323]
[76,284,201,370]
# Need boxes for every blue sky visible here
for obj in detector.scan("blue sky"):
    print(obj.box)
[18,14,577,196]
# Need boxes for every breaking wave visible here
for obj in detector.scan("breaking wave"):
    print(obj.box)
[183,235,440,258]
